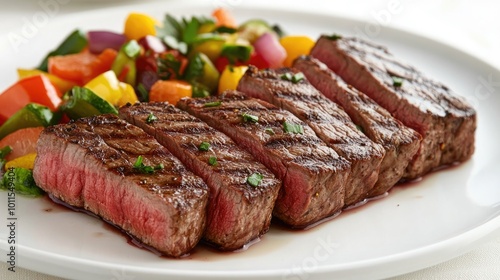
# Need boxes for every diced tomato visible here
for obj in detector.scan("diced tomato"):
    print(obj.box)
[212,8,237,28]
[48,48,117,85]
[0,75,61,125]
[0,127,43,161]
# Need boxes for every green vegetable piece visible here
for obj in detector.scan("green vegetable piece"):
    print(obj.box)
[204,101,222,107]
[37,29,88,72]
[182,17,200,44]
[123,40,141,59]
[283,121,304,134]
[191,82,211,98]
[242,113,259,123]
[392,76,404,87]
[1,167,45,197]
[238,19,275,43]
[157,53,183,80]
[0,146,12,171]
[208,156,217,166]
[221,44,253,64]
[60,87,118,120]
[214,26,237,34]
[198,142,210,151]
[355,125,365,134]
[146,113,158,124]
[280,73,293,81]
[247,172,263,187]
[0,103,56,140]
[272,24,286,38]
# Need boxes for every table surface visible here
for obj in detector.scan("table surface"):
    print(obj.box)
[0,0,499,279]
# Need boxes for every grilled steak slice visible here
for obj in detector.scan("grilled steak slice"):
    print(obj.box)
[294,56,421,196]
[237,66,385,206]
[119,102,281,251]
[33,114,209,257]
[311,35,477,179]
[178,92,350,228]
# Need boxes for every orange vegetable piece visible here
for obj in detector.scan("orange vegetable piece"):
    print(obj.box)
[0,127,43,161]
[0,75,61,125]
[48,48,117,86]
[149,80,192,105]
[212,8,237,28]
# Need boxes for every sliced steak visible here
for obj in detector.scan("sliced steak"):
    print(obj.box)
[119,102,281,251]
[311,35,476,179]
[237,66,385,206]
[294,56,421,196]
[33,114,209,257]
[177,92,351,228]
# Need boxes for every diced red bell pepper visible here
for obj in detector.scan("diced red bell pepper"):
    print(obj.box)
[0,75,61,125]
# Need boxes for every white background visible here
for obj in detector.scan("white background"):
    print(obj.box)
[0,0,499,279]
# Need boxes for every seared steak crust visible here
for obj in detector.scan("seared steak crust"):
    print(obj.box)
[237,66,385,205]
[311,36,476,179]
[119,102,281,250]
[33,114,209,257]
[294,56,421,196]
[178,92,350,228]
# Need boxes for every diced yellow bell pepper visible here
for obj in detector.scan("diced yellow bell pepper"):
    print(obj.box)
[17,68,76,94]
[84,70,123,106]
[5,153,37,170]
[192,40,225,63]
[218,65,248,94]
[117,82,138,107]
[124,13,158,40]
[279,35,315,67]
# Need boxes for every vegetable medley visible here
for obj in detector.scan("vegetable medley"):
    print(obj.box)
[0,8,315,196]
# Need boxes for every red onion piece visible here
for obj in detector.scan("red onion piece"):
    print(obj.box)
[138,35,167,54]
[253,32,286,68]
[87,31,127,54]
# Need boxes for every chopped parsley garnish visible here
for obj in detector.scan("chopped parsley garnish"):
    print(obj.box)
[392,76,404,87]
[265,127,275,135]
[247,172,263,187]
[208,156,218,166]
[133,156,164,174]
[326,34,342,41]
[283,122,304,134]
[280,72,305,84]
[198,142,210,151]
[204,101,222,107]
[146,113,158,124]
[241,112,259,123]
[355,125,365,133]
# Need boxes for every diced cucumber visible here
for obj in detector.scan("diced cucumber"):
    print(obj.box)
[60,87,118,120]
[0,103,57,140]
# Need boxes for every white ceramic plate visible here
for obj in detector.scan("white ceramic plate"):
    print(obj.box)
[1,1,500,280]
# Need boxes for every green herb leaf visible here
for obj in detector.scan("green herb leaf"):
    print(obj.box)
[272,24,286,38]
[214,26,238,34]
[221,45,253,64]
[146,113,158,124]
[392,76,404,87]
[208,156,218,166]
[133,156,162,174]
[326,34,342,41]
[283,121,304,134]
[184,53,205,82]
[242,112,259,123]
[191,82,211,98]
[136,83,149,102]
[265,128,275,135]
[1,167,45,197]
[0,146,12,159]
[157,53,182,80]
[247,172,263,187]
[162,35,188,55]
[199,142,210,151]
[281,72,304,84]
[204,101,222,107]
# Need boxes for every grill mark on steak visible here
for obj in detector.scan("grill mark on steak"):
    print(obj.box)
[237,66,385,206]
[178,92,351,228]
[119,102,281,250]
[294,56,422,196]
[32,114,209,257]
[311,36,476,179]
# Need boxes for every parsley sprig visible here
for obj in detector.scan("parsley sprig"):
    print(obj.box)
[133,156,164,174]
